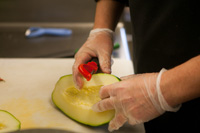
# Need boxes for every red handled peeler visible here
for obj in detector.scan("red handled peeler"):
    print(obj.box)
[78,58,99,81]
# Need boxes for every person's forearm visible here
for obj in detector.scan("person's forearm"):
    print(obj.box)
[93,0,126,31]
[161,55,200,107]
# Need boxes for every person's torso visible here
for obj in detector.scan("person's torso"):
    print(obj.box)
[129,0,200,73]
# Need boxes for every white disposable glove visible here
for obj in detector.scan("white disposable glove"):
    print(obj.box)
[92,68,181,132]
[73,28,114,89]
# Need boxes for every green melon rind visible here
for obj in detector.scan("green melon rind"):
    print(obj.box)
[52,73,120,127]
[0,110,21,132]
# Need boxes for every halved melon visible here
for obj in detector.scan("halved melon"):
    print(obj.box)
[0,110,21,133]
[52,73,120,126]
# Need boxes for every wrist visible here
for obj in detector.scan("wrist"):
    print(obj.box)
[90,28,114,34]
[89,28,114,40]
[160,56,200,109]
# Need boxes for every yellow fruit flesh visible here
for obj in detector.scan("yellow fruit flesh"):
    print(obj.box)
[0,110,20,132]
[60,84,114,126]
[0,123,5,130]
[65,85,102,109]
[52,74,119,126]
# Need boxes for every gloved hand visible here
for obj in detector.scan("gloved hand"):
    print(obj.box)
[92,69,181,132]
[73,28,114,89]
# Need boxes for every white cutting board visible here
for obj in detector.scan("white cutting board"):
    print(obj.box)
[0,58,144,133]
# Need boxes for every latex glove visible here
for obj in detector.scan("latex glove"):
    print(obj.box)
[73,28,114,89]
[92,69,181,132]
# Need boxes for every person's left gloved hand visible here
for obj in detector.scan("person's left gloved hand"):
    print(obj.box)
[92,69,181,132]
[73,28,114,89]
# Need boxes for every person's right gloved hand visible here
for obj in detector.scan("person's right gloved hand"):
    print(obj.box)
[73,28,114,89]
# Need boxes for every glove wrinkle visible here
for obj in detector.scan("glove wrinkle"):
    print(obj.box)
[108,112,127,132]
[143,75,164,114]
[156,68,182,112]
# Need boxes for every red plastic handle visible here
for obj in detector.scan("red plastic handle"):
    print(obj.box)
[78,61,98,81]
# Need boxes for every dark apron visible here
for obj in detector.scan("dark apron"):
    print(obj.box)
[128,0,200,132]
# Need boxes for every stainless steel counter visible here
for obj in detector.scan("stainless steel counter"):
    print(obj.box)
[0,0,131,60]
[0,0,96,58]
[0,23,91,58]
[0,22,131,60]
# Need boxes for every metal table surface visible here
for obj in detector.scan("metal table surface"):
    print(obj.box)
[0,23,91,58]
[0,0,96,58]
[0,0,131,60]
[0,22,131,60]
